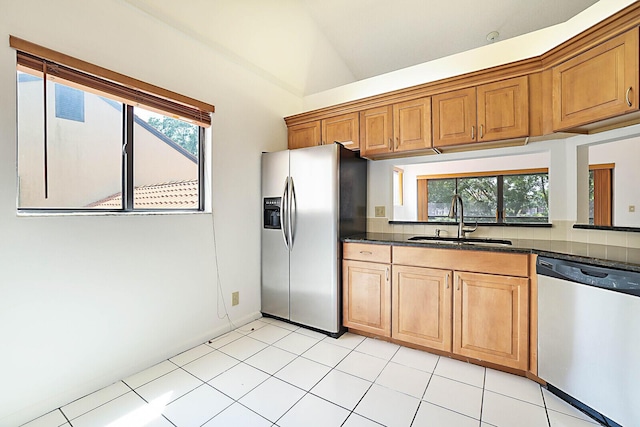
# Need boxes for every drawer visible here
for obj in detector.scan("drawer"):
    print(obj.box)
[393,246,529,277]
[343,243,391,263]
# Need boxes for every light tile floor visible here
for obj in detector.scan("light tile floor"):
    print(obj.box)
[22,317,602,427]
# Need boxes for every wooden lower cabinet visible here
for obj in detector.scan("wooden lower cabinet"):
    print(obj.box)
[392,265,452,351]
[343,259,391,336]
[343,243,531,372]
[453,271,529,370]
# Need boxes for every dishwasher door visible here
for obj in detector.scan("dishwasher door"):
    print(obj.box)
[538,261,640,427]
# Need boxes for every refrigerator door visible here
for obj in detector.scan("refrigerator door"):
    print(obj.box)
[289,144,340,333]
[261,150,290,320]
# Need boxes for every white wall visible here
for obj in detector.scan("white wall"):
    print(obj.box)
[589,136,640,227]
[0,1,300,425]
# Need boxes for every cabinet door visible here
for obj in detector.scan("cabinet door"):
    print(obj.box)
[343,260,391,336]
[477,76,528,142]
[288,121,321,149]
[453,271,529,370]
[392,265,452,352]
[432,87,477,147]
[393,97,432,152]
[552,29,639,131]
[360,106,393,157]
[322,113,360,150]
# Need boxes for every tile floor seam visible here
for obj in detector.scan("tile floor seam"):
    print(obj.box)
[431,372,485,390]
[59,409,72,427]
[121,359,181,390]
[191,393,235,427]
[478,365,486,426]
[272,389,309,426]
[418,401,482,424]
[540,385,553,427]
[126,385,179,427]
[483,388,548,410]
[59,387,125,423]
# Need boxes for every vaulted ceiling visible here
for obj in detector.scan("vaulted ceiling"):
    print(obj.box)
[123,0,599,96]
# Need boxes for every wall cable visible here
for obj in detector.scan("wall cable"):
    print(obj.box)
[203,129,237,334]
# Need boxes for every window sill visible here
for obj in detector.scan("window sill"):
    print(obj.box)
[389,220,553,228]
[573,223,640,233]
[17,209,210,217]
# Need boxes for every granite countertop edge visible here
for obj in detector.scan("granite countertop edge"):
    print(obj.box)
[343,233,640,273]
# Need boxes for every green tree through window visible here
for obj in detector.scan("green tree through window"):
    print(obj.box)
[147,115,199,156]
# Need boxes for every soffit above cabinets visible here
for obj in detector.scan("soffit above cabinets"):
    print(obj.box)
[122,0,597,96]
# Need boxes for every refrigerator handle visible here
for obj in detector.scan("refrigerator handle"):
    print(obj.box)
[289,176,297,250]
[281,177,289,250]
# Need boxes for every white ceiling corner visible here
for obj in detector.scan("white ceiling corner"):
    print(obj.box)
[123,0,599,97]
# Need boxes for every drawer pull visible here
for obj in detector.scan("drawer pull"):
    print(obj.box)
[626,87,633,107]
[360,251,373,255]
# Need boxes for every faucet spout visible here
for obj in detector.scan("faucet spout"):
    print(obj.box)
[449,194,477,239]
[449,194,464,239]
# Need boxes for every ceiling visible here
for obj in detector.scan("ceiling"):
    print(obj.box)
[123,0,599,96]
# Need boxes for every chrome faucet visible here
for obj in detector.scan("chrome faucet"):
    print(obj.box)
[449,194,477,239]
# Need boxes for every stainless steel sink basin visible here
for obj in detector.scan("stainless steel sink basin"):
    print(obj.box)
[407,236,513,246]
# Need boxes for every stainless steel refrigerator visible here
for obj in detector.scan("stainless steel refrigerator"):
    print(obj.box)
[261,143,367,336]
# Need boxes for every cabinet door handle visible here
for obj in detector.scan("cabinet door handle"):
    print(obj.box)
[457,281,460,291]
[626,87,633,107]
[471,125,475,140]
[386,267,389,281]
[388,138,393,151]
[446,273,450,289]
[395,137,399,149]
[359,251,373,255]
[479,124,484,139]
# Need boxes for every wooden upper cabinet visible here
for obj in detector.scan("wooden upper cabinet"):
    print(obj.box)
[477,76,529,142]
[433,77,528,148]
[392,265,452,352]
[432,87,476,147]
[453,271,529,370]
[322,112,360,150]
[360,106,393,157]
[288,120,321,149]
[552,28,639,131]
[393,97,432,152]
[361,98,432,157]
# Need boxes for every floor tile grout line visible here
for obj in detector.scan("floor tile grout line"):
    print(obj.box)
[55,382,130,425]
[479,365,487,426]
[541,385,552,427]
[59,408,73,427]
[123,378,178,427]
[482,387,549,409]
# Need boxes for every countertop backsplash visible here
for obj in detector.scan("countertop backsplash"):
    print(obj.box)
[368,218,640,249]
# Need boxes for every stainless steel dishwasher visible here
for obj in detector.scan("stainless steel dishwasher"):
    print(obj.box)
[537,256,640,427]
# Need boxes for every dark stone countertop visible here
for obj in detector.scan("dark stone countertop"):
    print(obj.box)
[343,233,640,273]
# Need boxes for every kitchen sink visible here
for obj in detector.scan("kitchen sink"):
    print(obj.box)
[407,236,513,246]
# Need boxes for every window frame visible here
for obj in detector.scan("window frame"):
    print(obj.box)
[12,36,212,214]
[417,168,549,224]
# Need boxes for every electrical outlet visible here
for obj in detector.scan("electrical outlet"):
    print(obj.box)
[232,291,239,306]
[630,205,636,213]
[375,206,386,217]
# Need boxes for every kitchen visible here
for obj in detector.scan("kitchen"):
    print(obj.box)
[1,0,639,426]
